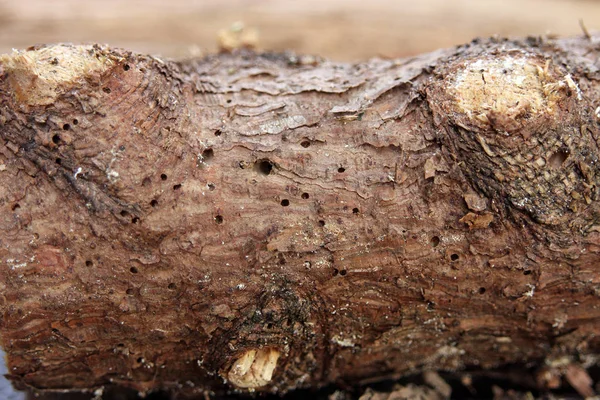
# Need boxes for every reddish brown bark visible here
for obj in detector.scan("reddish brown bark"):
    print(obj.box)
[0,35,599,397]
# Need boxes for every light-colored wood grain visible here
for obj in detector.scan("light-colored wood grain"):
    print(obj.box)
[0,0,598,60]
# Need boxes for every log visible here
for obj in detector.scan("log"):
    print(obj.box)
[0,35,599,397]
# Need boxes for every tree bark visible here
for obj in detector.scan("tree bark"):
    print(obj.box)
[0,35,599,397]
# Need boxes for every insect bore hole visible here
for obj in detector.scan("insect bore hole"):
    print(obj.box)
[202,148,214,161]
[255,159,273,175]
[548,149,569,169]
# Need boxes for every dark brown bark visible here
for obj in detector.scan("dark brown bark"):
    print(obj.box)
[0,35,599,397]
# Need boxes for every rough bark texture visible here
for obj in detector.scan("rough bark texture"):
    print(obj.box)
[0,35,600,397]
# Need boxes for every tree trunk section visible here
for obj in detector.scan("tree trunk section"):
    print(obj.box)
[0,35,600,397]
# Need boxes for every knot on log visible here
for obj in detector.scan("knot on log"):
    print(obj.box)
[428,50,600,228]
[0,45,115,106]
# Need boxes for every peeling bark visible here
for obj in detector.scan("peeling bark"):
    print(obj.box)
[0,35,600,397]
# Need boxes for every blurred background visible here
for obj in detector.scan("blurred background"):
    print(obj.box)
[0,0,599,61]
[0,0,599,398]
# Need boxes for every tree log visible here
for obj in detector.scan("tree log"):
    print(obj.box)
[0,35,600,397]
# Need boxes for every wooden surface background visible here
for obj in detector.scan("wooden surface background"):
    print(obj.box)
[0,0,598,60]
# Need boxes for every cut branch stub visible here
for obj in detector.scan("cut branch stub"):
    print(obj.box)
[227,348,281,389]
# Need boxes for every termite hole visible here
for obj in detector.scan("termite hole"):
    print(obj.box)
[126,288,134,295]
[523,270,532,275]
[301,140,311,148]
[52,134,61,144]
[85,260,93,267]
[130,267,138,274]
[214,130,222,136]
[255,159,273,175]
[301,192,310,199]
[123,64,131,71]
[168,283,176,290]
[202,148,214,161]
[338,167,346,173]
[62,123,70,131]
[479,287,486,294]
[215,215,224,224]
[352,208,359,214]
[13,203,22,211]
[450,253,459,261]
[548,150,569,169]
[160,174,168,181]
[318,220,325,227]
[207,183,216,191]
[173,184,182,190]
[431,236,440,247]
[150,199,158,207]
[281,199,290,207]
[131,217,140,224]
